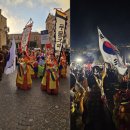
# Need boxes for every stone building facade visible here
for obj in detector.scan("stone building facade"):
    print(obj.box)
[0,9,9,49]
[45,9,70,49]
[45,13,55,45]
[8,32,41,49]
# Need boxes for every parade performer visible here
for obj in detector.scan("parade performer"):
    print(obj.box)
[30,50,36,60]
[16,51,32,90]
[41,63,47,91]
[37,55,45,78]
[60,51,67,78]
[29,50,36,78]
[41,43,51,91]
[41,54,59,93]
[32,51,38,78]
[46,54,59,94]
[41,42,59,94]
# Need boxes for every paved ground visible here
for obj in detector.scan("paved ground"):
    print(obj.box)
[0,68,70,130]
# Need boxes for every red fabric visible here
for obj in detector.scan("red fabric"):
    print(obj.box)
[20,23,32,53]
[24,73,30,90]
[26,26,32,53]
[45,43,52,49]
[41,84,47,91]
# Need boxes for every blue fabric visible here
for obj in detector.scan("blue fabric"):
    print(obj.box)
[34,67,38,72]
[38,59,45,66]
[59,65,63,70]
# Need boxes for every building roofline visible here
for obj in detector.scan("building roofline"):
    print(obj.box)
[9,32,40,35]
[65,8,70,13]
[8,33,22,35]
[1,15,7,20]
[45,13,54,23]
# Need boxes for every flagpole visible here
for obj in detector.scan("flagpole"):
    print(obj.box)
[58,43,63,64]
[126,70,129,90]
[54,7,65,63]
[54,8,63,12]
[25,18,33,27]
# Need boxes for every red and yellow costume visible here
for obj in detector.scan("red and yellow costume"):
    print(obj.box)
[41,63,47,91]
[29,51,37,78]
[60,52,67,78]
[41,55,59,95]
[16,56,32,90]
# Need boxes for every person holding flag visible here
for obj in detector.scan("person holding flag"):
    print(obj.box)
[16,18,34,90]
[98,27,129,89]
[16,51,32,90]
[41,43,52,91]
[41,54,59,94]
[46,54,59,95]
[41,42,59,95]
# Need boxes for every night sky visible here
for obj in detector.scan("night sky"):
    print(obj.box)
[71,1,130,49]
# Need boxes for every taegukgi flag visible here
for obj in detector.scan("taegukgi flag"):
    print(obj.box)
[98,27,127,75]
[4,38,16,74]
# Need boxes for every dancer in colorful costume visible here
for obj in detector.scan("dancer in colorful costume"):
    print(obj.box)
[41,43,51,91]
[29,50,36,78]
[60,51,67,78]
[37,55,45,78]
[16,51,32,90]
[46,54,59,94]
[41,43,59,94]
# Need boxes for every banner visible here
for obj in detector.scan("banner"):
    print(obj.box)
[41,30,49,44]
[55,10,67,56]
[98,27,127,75]
[4,38,16,74]
[20,19,33,52]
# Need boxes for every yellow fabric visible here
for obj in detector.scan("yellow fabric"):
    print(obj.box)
[38,65,44,77]
[71,102,75,113]
[29,66,34,75]
[16,73,24,84]
[16,65,24,84]
[16,64,32,85]
[41,72,46,86]
[49,71,56,89]
[26,65,32,84]
[56,10,66,18]
[61,67,67,76]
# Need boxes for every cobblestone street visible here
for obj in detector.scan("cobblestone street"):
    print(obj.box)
[0,68,70,130]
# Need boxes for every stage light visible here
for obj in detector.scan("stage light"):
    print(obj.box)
[128,55,130,60]
[76,57,83,63]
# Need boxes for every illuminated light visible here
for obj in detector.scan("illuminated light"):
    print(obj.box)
[120,105,125,113]
[76,57,83,63]
[128,55,130,60]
